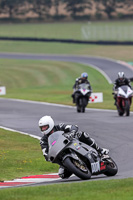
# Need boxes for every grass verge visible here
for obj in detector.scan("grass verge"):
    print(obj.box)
[0,128,58,182]
[0,41,133,61]
[0,21,133,41]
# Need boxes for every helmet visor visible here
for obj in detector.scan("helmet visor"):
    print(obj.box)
[82,77,87,80]
[40,125,49,132]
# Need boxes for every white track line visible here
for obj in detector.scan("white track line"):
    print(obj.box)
[0,125,41,140]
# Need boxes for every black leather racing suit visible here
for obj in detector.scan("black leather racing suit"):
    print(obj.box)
[72,77,92,103]
[113,78,132,104]
[73,77,92,90]
[40,123,103,179]
[113,77,131,90]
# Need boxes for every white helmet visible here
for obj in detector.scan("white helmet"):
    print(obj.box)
[118,72,124,79]
[38,116,54,135]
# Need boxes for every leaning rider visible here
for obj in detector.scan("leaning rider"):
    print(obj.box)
[39,115,109,179]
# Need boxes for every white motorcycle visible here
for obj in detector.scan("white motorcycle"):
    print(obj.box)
[115,85,133,116]
[73,83,92,113]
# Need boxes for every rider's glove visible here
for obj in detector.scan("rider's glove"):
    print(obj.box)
[66,130,76,140]
[100,148,109,155]
[42,148,48,161]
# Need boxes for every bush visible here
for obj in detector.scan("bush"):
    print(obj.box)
[95,12,102,20]
[117,13,133,19]
[71,15,91,21]
[52,14,66,20]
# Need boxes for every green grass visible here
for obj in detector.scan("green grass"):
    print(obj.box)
[0,177,133,200]
[0,21,133,62]
[0,58,117,110]
[0,21,133,41]
[0,128,133,200]
[0,41,133,62]
[0,58,133,110]
[0,128,58,182]
[0,21,133,61]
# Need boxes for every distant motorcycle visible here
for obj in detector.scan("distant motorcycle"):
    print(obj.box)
[48,131,118,180]
[114,85,133,116]
[73,83,92,113]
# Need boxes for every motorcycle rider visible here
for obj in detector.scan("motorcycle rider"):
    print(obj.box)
[72,72,92,103]
[39,115,109,179]
[113,72,132,105]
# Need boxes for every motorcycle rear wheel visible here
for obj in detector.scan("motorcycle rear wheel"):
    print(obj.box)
[103,158,118,176]
[63,157,91,180]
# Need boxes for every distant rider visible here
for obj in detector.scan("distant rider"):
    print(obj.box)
[113,72,132,105]
[39,115,109,179]
[72,72,92,103]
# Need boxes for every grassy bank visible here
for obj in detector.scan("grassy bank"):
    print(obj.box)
[0,41,133,62]
[0,21,133,41]
[0,58,133,110]
[0,58,116,110]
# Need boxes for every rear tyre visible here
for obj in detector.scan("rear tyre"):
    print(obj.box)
[63,157,91,180]
[103,158,118,176]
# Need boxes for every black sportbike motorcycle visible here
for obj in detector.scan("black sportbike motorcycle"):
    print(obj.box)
[48,131,118,180]
[73,83,92,113]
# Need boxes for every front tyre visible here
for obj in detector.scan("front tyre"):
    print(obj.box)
[103,158,118,176]
[125,100,130,116]
[117,105,124,116]
[117,108,124,116]
[77,106,81,113]
[63,157,91,180]
[81,98,88,113]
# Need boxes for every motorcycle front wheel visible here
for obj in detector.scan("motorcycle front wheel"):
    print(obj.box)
[124,100,130,116]
[81,98,88,113]
[63,157,91,180]
[103,158,118,176]
[117,105,124,116]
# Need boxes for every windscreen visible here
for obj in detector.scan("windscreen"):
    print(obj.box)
[79,83,90,89]
[48,131,63,148]
[120,85,128,93]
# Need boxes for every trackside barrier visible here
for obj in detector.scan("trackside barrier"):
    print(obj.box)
[0,86,6,95]
[89,93,103,103]
[0,37,133,45]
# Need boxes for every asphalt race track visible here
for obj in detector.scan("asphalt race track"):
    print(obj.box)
[0,53,133,186]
